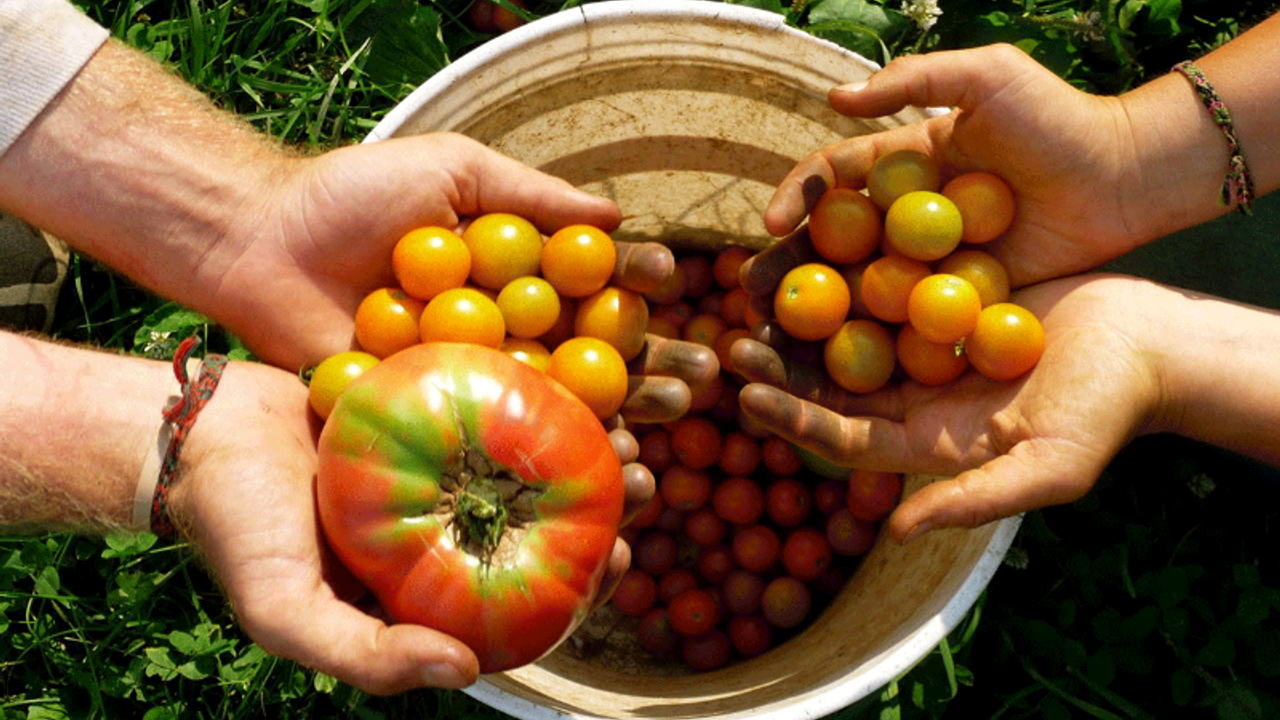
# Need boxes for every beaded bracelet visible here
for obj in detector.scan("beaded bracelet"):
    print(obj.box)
[148,335,228,538]
[1173,60,1256,215]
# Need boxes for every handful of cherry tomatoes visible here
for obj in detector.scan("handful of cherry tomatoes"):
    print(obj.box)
[309,214,639,422]
[776,150,1044,392]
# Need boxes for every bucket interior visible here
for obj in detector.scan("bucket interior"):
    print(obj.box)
[367,3,1019,717]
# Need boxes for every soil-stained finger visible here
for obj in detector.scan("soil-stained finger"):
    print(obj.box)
[613,241,676,294]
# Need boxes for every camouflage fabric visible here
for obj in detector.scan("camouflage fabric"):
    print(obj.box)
[0,213,68,333]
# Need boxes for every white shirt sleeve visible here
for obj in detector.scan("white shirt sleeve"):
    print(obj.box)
[0,0,110,157]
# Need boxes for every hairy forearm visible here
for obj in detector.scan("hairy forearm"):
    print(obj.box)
[0,331,172,532]
[1120,11,1280,240]
[0,39,292,314]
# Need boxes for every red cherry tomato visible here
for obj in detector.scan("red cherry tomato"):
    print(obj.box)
[668,589,721,637]
[611,569,658,617]
[781,527,833,581]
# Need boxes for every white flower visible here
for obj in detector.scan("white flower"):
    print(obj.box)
[1187,472,1216,499]
[140,330,176,359]
[1078,10,1106,41]
[1003,546,1029,570]
[901,0,942,31]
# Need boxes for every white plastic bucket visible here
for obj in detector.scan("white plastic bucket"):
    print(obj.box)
[366,2,1020,718]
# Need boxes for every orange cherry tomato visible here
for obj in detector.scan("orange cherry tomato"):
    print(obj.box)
[866,149,942,210]
[822,319,896,394]
[547,336,629,419]
[462,212,543,291]
[884,191,964,261]
[906,273,982,344]
[942,171,1016,244]
[684,312,729,348]
[574,286,650,361]
[773,263,851,341]
[464,283,499,301]
[896,324,968,385]
[355,288,426,359]
[841,259,876,319]
[496,276,561,339]
[392,226,471,301]
[501,337,552,372]
[964,303,1045,381]
[419,287,506,348]
[807,187,882,265]
[647,315,682,340]
[541,224,617,298]
[936,250,1011,308]
[859,255,931,324]
[308,350,379,420]
[537,298,577,350]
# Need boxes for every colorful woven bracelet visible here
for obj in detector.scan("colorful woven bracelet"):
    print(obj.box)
[150,335,228,538]
[1173,60,1256,215]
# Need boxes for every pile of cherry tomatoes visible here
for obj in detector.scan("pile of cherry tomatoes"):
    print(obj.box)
[595,244,903,672]
[778,149,1044,391]
[308,214,637,422]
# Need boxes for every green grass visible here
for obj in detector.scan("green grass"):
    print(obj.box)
[7,0,1280,718]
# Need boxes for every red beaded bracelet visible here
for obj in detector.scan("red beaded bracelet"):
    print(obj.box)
[1173,60,1256,215]
[150,335,227,538]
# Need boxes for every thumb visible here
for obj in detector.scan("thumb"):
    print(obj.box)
[459,136,622,233]
[248,594,481,695]
[886,437,1106,543]
[828,44,1036,118]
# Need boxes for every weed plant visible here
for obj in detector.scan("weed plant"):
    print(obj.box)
[5,0,1278,718]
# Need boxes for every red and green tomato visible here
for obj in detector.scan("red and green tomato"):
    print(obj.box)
[316,342,624,673]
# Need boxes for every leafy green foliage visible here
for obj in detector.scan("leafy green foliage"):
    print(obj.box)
[937,436,1280,720]
[728,0,1280,92]
[0,533,503,718]
[803,0,908,66]
[19,0,1280,719]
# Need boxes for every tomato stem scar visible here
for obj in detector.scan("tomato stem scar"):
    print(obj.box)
[457,477,508,557]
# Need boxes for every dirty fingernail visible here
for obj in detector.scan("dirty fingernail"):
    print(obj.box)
[801,174,828,213]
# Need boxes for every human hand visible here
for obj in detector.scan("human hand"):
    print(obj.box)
[167,355,681,694]
[760,44,1150,288]
[207,131,682,370]
[216,126,717,539]
[730,273,1169,543]
[606,333,720,533]
[208,130,716,487]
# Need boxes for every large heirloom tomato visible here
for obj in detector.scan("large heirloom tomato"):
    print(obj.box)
[316,343,625,673]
